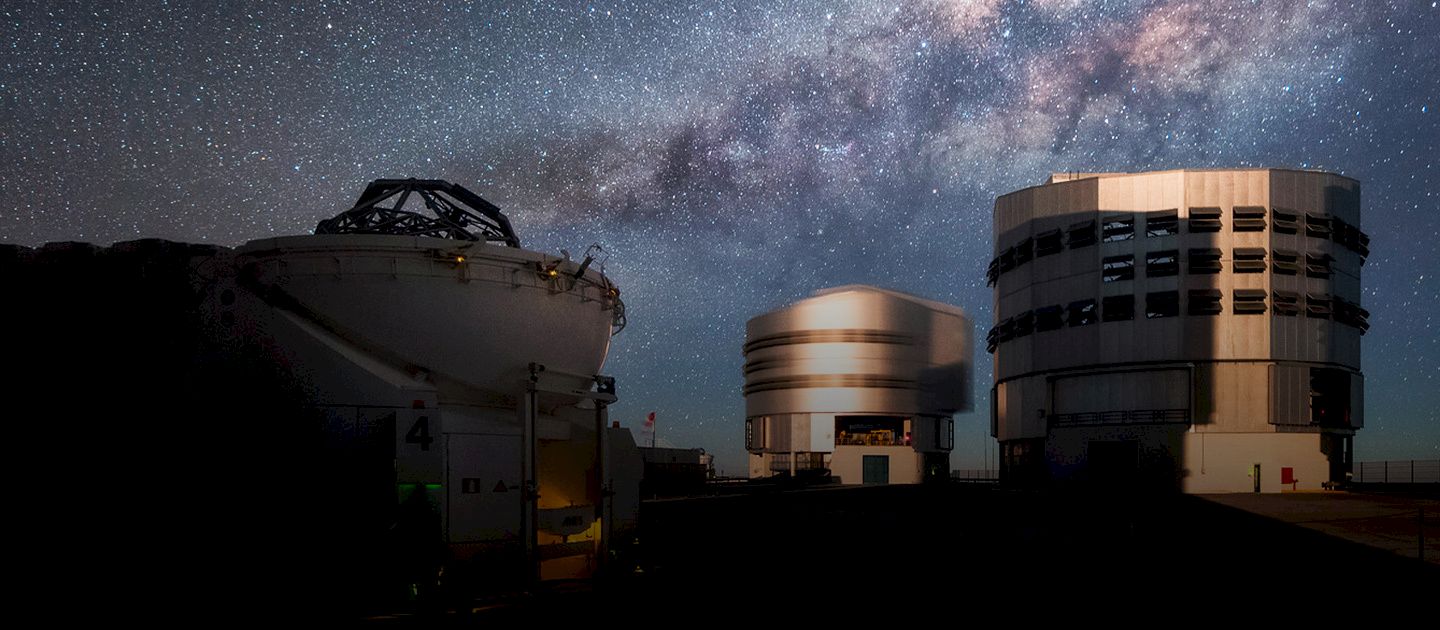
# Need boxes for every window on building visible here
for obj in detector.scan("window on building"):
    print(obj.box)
[1233,206,1267,231]
[986,258,999,286]
[1189,248,1222,274]
[1324,297,1359,332]
[836,416,909,446]
[1146,249,1179,277]
[998,247,1016,272]
[1102,216,1134,242]
[1035,229,1063,257]
[1234,289,1267,314]
[1102,294,1134,322]
[996,318,1015,342]
[745,417,765,451]
[1188,289,1222,315]
[937,417,954,451]
[1305,213,1331,239]
[1014,237,1034,266]
[985,325,999,353]
[1067,299,1098,326]
[1272,249,1300,275]
[1146,291,1179,319]
[1335,298,1356,326]
[1013,310,1035,338]
[1331,219,1369,259]
[1034,305,1065,332]
[1309,368,1352,428]
[1102,254,1135,282]
[1305,293,1332,319]
[1189,207,1222,232]
[1145,210,1179,237]
[1272,208,1300,234]
[1068,220,1097,248]
[1234,248,1267,273]
[1333,297,1370,332]
[1305,253,1333,278]
[1332,217,1356,248]
[1273,290,1300,316]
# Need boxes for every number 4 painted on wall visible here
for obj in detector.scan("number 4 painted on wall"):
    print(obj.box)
[405,416,433,451]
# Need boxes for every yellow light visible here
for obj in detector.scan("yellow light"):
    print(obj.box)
[547,268,559,278]
[455,256,466,263]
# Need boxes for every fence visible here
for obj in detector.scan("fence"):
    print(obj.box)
[1351,460,1440,484]
[951,469,999,482]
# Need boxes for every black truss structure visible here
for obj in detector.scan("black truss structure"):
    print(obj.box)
[315,178,521,247]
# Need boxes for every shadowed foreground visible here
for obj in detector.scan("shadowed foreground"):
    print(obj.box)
[369,484,1435,624]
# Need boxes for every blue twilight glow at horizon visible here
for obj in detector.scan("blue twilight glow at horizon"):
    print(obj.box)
[2,1,1436,472]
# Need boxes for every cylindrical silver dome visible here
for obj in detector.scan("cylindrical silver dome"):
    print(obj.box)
[745,285,971,419]
[743,285,972,484]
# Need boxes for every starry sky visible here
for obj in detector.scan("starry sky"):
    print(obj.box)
[3,1,1436,474]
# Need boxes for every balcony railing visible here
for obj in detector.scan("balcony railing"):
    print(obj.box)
[769,452,827,473]
[836,431,907,446]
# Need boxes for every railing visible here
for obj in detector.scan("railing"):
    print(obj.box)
[836,432,906,446]
[951,469,999,482]
[1049,408,1188,427]
[769,452,827,473]
[1351,460,1440,484]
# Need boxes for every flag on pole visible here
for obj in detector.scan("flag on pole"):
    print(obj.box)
[642,412,656,447]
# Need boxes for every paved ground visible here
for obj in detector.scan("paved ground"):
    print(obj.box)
[1200,491,1440,563]
[348,484,1439,624]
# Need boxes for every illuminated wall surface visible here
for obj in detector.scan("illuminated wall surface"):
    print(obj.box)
[988,169,1365,493]
[744,285,973,484]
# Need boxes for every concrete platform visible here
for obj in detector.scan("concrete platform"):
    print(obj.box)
[357,484,1440,624]
[1200,491,1440,564]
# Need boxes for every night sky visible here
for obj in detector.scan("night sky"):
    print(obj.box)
[3,1,1436,474]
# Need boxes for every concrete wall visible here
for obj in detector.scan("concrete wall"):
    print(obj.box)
[1192,362,1272,430]
[830,446,921,485]
[1181,432,1329,493]
[748,453,766,479]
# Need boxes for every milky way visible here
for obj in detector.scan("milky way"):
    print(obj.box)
[3,1,1437,472]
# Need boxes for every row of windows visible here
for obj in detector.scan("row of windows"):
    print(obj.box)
[1098,248,1334,282]
[987,208,1370,286]
[986,291,1370,351]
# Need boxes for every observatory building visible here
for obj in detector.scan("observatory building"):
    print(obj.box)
[987,169,1368,493]
[4,179,640,603]
[744,286,972,485]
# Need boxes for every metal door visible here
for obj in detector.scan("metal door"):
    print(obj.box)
[862,455,889,485]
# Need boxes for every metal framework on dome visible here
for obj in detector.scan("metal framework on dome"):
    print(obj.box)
[315,178,521,247]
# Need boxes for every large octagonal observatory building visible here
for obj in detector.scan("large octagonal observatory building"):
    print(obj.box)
[988,169,1368,493]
